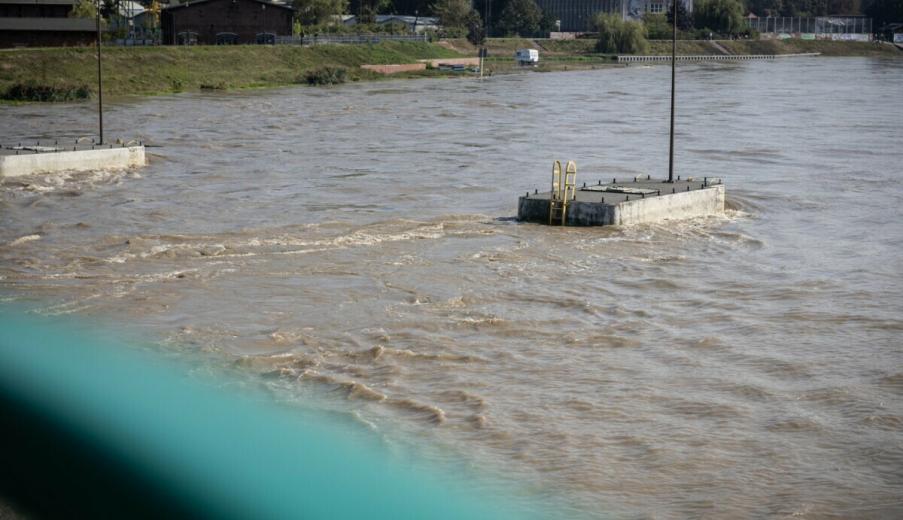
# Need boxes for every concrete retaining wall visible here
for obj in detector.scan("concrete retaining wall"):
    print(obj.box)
[417,58,481,67]
[0,146,145,178]
[360,63,427,74]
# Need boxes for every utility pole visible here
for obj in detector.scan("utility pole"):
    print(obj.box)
[96,0,104,145]
[668,0,676,183]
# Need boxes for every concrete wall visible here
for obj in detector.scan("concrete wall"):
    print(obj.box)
[0,146,145,178]
[519,197,618,226]
[517,185,724,226]
[417,58,481,67]
[611,184,724,225]
[361,63,426,74]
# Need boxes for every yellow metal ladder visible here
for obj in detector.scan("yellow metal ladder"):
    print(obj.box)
[549,160,577,226]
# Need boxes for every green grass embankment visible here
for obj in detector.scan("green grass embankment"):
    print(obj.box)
[0,41,461,100]
[444,36,900,75]
[2,38,898,102]
[716,39,901,57]
[445,37,902,59]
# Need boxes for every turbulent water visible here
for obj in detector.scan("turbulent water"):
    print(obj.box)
[2,57,902,518]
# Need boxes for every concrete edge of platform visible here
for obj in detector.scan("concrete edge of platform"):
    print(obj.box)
[518,184,725,226]
[612,184,724,225]
[0,146,146,178]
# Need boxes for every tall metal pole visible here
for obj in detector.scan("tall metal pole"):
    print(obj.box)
[479,0,489,80]
[668,0,676,183]
[96,0,104,145]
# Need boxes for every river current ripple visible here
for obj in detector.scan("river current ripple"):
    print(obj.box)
[2,57,902,518]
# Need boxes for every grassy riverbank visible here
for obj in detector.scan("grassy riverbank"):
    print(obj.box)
[442,37,903,59]
[1,38,898,101]
[0,41,461,100]
[441,37,902,75]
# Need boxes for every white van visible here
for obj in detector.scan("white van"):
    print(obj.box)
[515,48,539,66]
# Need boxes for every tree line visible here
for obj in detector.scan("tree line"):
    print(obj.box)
[77,0,895,40]
[295,0,889,37]
[296,0,562,38]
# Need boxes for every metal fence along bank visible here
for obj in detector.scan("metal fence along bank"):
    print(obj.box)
[275,34,429,45]
[747,16,873,41]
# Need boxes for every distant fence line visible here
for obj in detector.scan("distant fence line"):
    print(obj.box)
[275,34,428,46]
[747,16,873,38]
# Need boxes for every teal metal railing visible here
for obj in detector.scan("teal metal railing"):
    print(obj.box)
[0,309,540,519]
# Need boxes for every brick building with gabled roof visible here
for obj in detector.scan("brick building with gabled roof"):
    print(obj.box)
[161,0,293,45]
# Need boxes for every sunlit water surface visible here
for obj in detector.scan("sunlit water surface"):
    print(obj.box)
[2,57,902,519]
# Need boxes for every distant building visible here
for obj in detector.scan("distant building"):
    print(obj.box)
[161,0,293,45]
[0,0,95,48]
[534,0,692,33]
[342,14,439,33]
[131,11,159,41]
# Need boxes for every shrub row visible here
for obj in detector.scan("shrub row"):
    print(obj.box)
[301,66,348,86]
[2,82,91,102]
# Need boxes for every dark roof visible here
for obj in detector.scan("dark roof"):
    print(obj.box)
[0,17,94,31]
[164,0,293,11]
[0,0,74,4]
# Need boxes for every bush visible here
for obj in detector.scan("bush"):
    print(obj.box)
[643,13,671,40]
[496,0,542,37]
[594,13,648,54]
[301,66,347,85]
[693,0,745,36]
[2,82,91,102]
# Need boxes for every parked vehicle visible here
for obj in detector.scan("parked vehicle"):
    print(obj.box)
[515,48,539,66]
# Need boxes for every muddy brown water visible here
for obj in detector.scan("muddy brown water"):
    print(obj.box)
[2,58,902,519]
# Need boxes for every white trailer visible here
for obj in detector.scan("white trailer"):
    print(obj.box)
[515,48,539,66]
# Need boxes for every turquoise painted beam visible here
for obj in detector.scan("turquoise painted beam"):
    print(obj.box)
[0,310,540,519]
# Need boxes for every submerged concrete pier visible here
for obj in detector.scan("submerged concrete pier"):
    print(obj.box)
[0,140,145,178]
[518,177,724,226]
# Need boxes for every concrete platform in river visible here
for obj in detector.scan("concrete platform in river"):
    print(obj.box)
[0,140,145,178]
[518,177,725,226]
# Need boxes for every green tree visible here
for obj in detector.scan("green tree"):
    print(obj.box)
[694,0,745,34]
[496,0,542,36]
[69,0,97,19]
[642,13,671,38]
[538,9,557,34]
[466,10,486,45]
[433,0,473,29]
[294,0,348,25]
[667,0,693,31]
[862,0,903,38]
[745,0,783,17]
[594,13,648,53]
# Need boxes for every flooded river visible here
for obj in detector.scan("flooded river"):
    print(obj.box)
[2,57,902,518]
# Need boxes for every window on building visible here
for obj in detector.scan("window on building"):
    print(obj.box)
[649,2,664,13]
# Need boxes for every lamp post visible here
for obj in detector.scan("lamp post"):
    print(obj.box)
[96,0,104,145]
[667,0,676,183]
